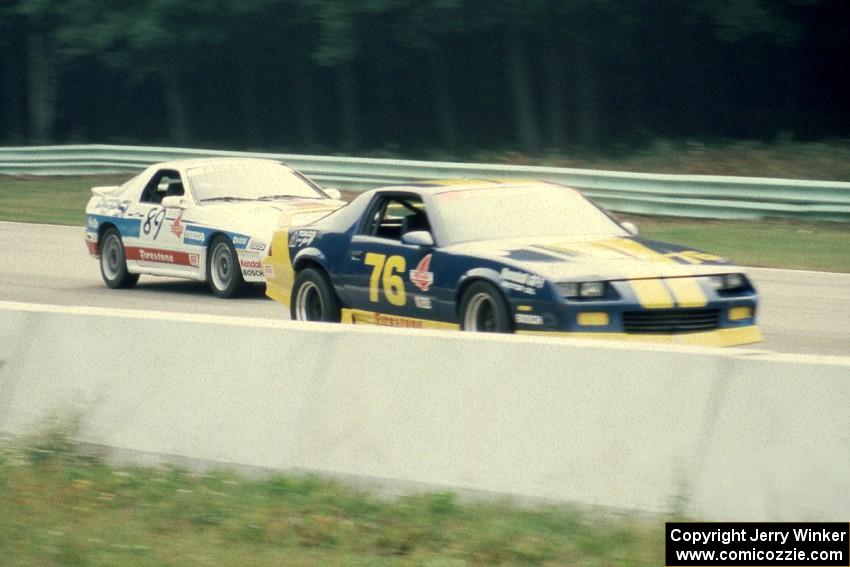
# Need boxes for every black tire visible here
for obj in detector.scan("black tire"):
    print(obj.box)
[207,236,247,298]
[291,267,341,323]
[459,281,513,333]
[99,227,139,289]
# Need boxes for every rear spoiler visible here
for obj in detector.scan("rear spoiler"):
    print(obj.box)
[91,186,120,197]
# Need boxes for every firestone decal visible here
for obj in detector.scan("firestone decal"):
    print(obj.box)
[500,267,545,295]
[410,254,434,292]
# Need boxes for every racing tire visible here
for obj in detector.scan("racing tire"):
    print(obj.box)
[291,267,341,323]
[99,228,139,289]
[207,236,247,298]
[459,281,513,333]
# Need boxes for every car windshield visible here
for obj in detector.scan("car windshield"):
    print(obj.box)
[434,185,627,245]
[188,162,326,202]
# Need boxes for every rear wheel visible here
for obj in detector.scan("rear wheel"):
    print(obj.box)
[459,281,512,333]
[207,236,246,298]
[99,228,139,289]
[291,267,341,322]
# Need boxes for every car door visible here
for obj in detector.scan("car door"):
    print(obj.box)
[124,169,197,273]
[344,193,439,324]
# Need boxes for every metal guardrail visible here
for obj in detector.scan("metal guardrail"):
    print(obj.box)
[2,144,850,221]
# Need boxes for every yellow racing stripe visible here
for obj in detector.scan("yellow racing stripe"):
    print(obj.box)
[665,277,708,308]
[628,279,674,309]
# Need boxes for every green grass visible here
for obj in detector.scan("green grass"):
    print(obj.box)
[0,431,663,566]
[625,215,850,272]
[2,174,848,273]
[0,175,128,226]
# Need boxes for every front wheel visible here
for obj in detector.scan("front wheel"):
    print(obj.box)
[207,236,247,298]
[291,268,341,322]
[99,228,139,289]
[459,281,513,333]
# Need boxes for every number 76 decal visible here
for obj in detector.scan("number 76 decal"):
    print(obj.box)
[364,252,407,306]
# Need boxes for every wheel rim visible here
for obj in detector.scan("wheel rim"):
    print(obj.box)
[295,281,324,321]
[464,292,498,332]
[101,234,122,280]
[210,242,233,291]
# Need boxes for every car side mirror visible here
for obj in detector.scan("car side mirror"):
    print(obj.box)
[402,230,434,247]
[621,221,639,236]
[162,196,187,209]
[324,188,342,200]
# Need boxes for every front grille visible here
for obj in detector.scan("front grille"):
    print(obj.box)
[623,309,720,334]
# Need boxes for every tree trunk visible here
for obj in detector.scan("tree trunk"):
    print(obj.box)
[337,62,358,153]
[26,31,58,143]
[162,68,190,144]
[543,42,567,149]
[573,41,598,148]
[429,48,458,151]
[505,28,541,154]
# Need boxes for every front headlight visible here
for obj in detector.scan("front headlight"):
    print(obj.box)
[709,273,748,291]
[558,281,606,298]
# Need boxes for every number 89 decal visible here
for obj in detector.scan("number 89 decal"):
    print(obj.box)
[143,208,167,239]
[364,252,406,306]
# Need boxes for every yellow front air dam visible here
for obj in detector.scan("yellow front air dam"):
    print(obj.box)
[517,325,762,347]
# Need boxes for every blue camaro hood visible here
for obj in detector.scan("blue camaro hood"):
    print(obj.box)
[442,235,739,282]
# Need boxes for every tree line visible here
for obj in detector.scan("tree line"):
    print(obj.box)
[1,0,848,154]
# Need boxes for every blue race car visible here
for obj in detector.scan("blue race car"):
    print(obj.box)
[263,180,760,346]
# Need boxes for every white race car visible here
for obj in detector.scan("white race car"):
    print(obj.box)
[85,158,345,298]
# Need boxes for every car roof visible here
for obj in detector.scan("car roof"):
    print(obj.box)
[148,157,292,172]
[366,178,561,197]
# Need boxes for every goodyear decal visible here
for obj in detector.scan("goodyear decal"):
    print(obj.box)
[86,214,142,238]
[182,225,251,249]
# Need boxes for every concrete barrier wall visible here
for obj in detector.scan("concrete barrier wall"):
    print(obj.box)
[1,301,848,520]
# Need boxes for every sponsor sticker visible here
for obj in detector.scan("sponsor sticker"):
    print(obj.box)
[289,230,317,247]
[189,253,199,267]
[414,296,432,310]
[375,314,423,328]
[409,254,434,292]
[242,269,263,278]
[184,229,205,245]
[87,216,98,230]
[248,239,267,251]
[263,264,276,278]
[239,259,262,269]
[515,313,544,325]
[232,235,249,247]
[170,211,185,239]
[500,267,545,295]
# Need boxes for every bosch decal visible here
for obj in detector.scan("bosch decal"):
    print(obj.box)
[409,254,434,292]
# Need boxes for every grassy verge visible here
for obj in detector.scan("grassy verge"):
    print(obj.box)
[622,215,850,273]
[0,175,128,226]
[2,174,848,273]
[0,431,662,566]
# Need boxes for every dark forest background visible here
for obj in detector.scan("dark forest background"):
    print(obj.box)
[1,0,848,155]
